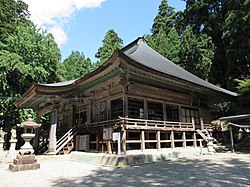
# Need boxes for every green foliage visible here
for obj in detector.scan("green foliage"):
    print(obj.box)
[179,25,198,74]
[0,0,30,40]
[148,27,181,64]
[95,29,123,66]
[149,1,215,81]
[63,51,94,80]
[235,78,250,113]
[151,0,176,36]
[183,0,250,90]
[180,26,214,80]
[0,1,61,130]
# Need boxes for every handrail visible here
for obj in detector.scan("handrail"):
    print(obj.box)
[119,117,194,130]
[56,125,77,144]
[79,118,121,127]
[55,126,78,154]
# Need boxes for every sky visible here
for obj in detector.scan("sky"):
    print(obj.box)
[23,0,185,63]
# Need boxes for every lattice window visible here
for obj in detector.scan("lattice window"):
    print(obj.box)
[181,107,200,124]
[128,98,144,119]
[111,98,123,119]
[166,104,179,121]
[148,101,163,120]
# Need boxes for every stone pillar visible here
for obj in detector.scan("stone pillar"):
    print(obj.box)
[9,129,17,152]
[48,107,59,154]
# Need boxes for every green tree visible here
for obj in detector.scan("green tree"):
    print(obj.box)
[148,0,181,64]
[179,25,214,80]
[148,27,181,64]
[236,78,250,113]
[180,25,198,74]
[0,0,30,41]
[63,51,93,80]
[183,0,250,90]
[0,22,61,130]
[151,0,176,36]
[56,62,67,82]
[95,29,123,66]
[196,33,215,80]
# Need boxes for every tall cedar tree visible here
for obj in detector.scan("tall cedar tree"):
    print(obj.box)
[95,29,123,67]
[183,0,250,90]
[63,51,93,80]
[151,0,175,36]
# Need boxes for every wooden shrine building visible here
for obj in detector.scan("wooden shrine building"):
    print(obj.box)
[15,37,238,155]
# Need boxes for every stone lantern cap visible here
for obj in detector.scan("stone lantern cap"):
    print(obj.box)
[18,114,41,129]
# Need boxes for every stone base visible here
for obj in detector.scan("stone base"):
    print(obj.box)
[9,154,40,172]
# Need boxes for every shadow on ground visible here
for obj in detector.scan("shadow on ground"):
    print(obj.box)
[51,154,250,187]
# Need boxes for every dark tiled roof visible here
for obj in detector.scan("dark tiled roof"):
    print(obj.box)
[122,37,237,97]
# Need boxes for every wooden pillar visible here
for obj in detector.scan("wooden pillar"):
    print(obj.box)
[144,99,148,119]
[200,118,204,130]
[193,132,197,148]
[107,100,111,120]
[48,107,59,154]
[182,132,186,148]
[96,132,99,152]
[163,102,167,121]
[107,140,112,154]
[141,130,145,151]
[33,112,40,150]
[156,131,161,150]
[123,95,128,117]
[122,129,126,154]
[229,125,235,153]
[192,117,195,130]
[170,130,175,149]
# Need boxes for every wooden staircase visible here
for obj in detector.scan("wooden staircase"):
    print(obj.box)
[55,126,78,155]
[196,129,219,144]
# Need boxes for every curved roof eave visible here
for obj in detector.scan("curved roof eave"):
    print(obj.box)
[121,37,238,98]
[15,50,121,108]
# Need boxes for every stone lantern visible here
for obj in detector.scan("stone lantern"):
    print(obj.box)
[9,114,41,172]
[18,114,41,155]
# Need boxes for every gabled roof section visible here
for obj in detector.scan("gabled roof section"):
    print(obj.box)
[121,37,238,97]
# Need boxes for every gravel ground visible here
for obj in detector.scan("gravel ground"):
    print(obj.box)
[0,153,250,187]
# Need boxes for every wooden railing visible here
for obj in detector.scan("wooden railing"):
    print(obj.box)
[119,117,195,131]
[79,119,121,129]
[200,118,214,131]
[79,117,213,132]
[55,125,78,154]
